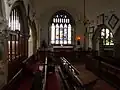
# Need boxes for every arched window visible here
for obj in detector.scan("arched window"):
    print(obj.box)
[8,4,28,62]
[9,8,20,31]
[101,28,114,45]
[8,7,21,61]
[7,1,29,82]
[49,10,75,45]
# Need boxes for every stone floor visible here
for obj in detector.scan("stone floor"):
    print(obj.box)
[71,62,116,90]
[0,75,5,89]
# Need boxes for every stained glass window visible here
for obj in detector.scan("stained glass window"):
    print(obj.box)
[60,24,63,44]
[101,28,114,45]
[8,8,20,31]
[68,24,71,44]
[64,24,67,44]
[56,24,59,44]
[8,7,23,61]
[51,23,55,44]
[50,11,73,45]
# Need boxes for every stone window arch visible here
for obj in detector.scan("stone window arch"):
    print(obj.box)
[7,1,29,81]
[100,28,114,45]
[49,10,75,45]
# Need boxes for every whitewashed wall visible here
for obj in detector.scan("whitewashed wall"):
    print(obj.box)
[1,0,40,53]
[2,0,120,50]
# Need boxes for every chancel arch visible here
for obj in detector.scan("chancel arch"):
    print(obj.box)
[28,25,33,56]
[48,10,75,46]
[92,24,114,56]
[28,20,37,56]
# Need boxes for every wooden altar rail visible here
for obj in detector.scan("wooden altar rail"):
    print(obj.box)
[48,51,89,62]
[85,55,120,89]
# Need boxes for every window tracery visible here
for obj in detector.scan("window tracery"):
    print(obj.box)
[101,28,114,45]
[50,11,74,45]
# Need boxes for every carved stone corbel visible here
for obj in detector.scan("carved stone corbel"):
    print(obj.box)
[0,17,8,31]
[7,0,14,7]
[0,29,10,84]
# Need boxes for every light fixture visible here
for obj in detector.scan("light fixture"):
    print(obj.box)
[76,36,80,41]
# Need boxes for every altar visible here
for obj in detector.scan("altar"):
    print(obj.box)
[53,46,74,52]
[48,46,74,58]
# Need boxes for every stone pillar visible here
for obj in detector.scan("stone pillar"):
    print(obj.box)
[114,41,120,59]
[24,33,30,57]
[0,30,9,85]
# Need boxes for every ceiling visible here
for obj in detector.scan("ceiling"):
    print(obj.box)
[30,0,120,22]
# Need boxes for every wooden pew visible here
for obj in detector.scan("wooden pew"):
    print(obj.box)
[85,54,100,75]
[86,55,120,89]
[99,60,120,89]
[2,50,45,90]
[60,57,98,90]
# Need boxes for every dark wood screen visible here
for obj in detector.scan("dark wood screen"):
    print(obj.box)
[7,6,28,81]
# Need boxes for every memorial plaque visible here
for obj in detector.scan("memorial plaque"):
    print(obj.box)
[108,14,119,29]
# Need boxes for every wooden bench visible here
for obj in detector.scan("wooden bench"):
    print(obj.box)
[76,70,98,89]
[61,57,99,89]
[99,61,120,89]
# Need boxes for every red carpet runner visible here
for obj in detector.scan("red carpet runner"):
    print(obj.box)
[17,61,42,90]
[17,75,33,90]
[46,72,60,90]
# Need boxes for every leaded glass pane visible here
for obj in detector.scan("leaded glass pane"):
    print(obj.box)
[62,19,64,23]
[110,33,113,38]
[60,24,63,44]
[64,24,67,44]
[110,40,114,45]
[60,18,61,23]
[66,19,68,23]
[64,19,65,23]
[58,18,59,23]
[50,11,73,45]
[51,23,55,44]
[68,19,70,23]
[65,15,67,18]
[101,29,105,38]
[56,18,58,23]
[9,9,21,31]
[101,28,114,45]
[53,18,55,23]
[68,41,71,44]
[56,24,59,44]
[106,29,109,39]
[68,24,71,41]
